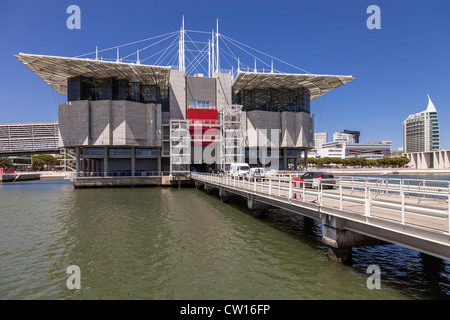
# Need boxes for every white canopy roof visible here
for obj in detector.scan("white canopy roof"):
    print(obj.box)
[14,53,171,95]
[232,71,355,100]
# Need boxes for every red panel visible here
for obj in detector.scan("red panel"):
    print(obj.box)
[0,168,15,174]
[187,108,219,145]
[187,108,218,121]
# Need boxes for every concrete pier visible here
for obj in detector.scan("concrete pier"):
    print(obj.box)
[247,195,269,218]
[0,173,40,183]
[72,176,193,188]
[321,214,386,264]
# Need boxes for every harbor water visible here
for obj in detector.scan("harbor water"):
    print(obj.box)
[0,174,449,300]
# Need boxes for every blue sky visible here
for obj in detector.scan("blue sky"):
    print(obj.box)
[1,0,449,149]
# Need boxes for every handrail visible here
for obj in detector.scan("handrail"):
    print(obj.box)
[192,172,450,235]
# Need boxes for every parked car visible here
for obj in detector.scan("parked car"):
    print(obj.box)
[298,171,336,189]
[246,167,265,180]
[229,163,250,177]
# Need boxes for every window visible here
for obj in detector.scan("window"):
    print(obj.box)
[94,78,113,100]
[136,148,158,157]
[233,87,311,113]
[67,76,168,106]
[109,148,131,157]
[129,82,141,102]
[193,101,210,109]
[84,148,104,156]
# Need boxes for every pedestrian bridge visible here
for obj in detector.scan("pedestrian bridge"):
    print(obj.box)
[191,173,450,263]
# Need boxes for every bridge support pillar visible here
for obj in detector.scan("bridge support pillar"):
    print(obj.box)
[204,184,215,194]
[248,196,269,218]
[321,214,384,264]
[219,187,232,203]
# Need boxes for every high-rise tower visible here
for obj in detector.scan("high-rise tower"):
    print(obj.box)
[403,95,439,153]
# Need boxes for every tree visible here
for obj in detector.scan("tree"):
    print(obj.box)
[393,156,410,167]
[32,154,59,171]
[0,157,14,168]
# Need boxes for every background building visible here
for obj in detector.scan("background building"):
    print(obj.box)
[318,140,392,160]
[403,95,439,153]
[342,130,360,143]
[314,132,328,151]
[333,132,355,143]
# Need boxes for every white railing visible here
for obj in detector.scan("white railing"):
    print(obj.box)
[192,173,450,235]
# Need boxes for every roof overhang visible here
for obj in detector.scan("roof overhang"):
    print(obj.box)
[14,53,171,95]
[232,71,356,100]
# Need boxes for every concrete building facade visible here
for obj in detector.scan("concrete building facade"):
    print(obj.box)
[14,31,355,178]
[404,150,450,169]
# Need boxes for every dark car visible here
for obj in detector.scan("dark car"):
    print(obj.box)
[299,171,336,189]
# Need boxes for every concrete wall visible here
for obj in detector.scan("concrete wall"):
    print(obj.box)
[59,101,90,146]
[59,100,162,147]
[244,110,280,148]
[281,111,312,148]
[215,73,232,110]
[243,110,312,149]
[169,70,186,120]
[186,76,217,108]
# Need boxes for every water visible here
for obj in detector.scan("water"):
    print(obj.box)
[0,176,449,300]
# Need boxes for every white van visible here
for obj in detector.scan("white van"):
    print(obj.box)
[229,163,250,177]
[246,167,265,180]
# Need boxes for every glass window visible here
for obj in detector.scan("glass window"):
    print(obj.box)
[113,78,129,100]
[129,82,141,102]
[68,76,167,106]
[193,101,210,108]
[109,148,131,156]
[287,149,302,157]
[68,76,81,101]
[84,147,104,156]
[94,78,113,100]
[136,148,158,156]
[141,85,161,104]
[233,87,310,113]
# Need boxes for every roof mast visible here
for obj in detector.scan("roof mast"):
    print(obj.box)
[215,19,219,74]
[178,16,185,72]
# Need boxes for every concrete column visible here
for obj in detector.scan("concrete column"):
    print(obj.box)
[81,148,85,175]
[104,147,109,177]
[304,149,308,170]
[219,187,232,203]
[86,159,90,175]
[282,148,287,170]
[321,214,385,264]
[247,195,269,218]
[157,147,162,174]
[75,146,80,177]
[131,147,136,176]
[204,183,215,194]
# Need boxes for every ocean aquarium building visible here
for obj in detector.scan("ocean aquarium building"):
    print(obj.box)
[14,20,355,179]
